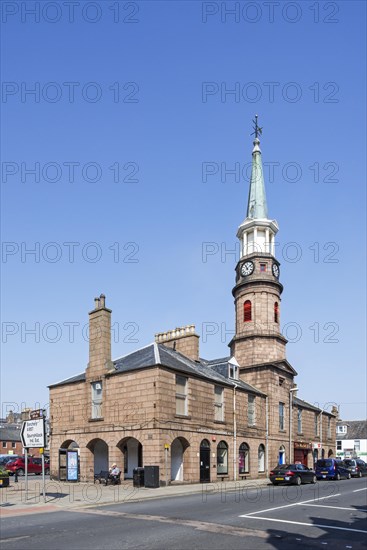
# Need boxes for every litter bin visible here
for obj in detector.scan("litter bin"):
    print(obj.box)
[133,467,145,488]
[144,466,159,488]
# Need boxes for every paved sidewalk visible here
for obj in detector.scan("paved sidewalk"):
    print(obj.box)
[0,477,270,517]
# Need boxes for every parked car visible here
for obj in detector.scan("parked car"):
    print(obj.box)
[0,455,22,467]
[356,459,367,476]
[270,463,317,485]
[315,458,351,480]
[343,458,367,478]
[6,456,49,476]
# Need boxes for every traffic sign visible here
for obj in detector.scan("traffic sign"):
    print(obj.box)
[21,419,46,448]
[29,409,46,420]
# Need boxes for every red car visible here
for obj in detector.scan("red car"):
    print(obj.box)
[6,457,49,476]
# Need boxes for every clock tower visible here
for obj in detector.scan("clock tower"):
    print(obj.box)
[229,118,291,377]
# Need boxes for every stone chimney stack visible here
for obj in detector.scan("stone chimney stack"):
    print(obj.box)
[86,294,113,378]
[155,325,200,362]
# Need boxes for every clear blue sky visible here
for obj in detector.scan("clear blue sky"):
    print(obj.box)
[1,1,366,421]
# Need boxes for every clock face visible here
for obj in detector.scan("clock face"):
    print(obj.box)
[272,263,280,278]
[241,261,254,277]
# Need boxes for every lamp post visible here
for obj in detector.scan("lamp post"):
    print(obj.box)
[289,386,298,463]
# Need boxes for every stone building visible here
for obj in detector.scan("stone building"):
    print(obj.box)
[49,125,336,483]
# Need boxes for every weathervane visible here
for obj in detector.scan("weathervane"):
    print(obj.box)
[251,114,263,139]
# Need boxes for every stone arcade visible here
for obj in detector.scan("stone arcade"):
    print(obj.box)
[49,125,336,483]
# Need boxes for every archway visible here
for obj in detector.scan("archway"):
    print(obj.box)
[117,437,143,478]
[217,441,229,475]
[200,439,210,483]
[87,438,109,474]
[258,444,265,472]
[278,445,286,465]
[328,449,333,457]
[59,439,80,480]
[239,442,249,475]
[171,437,190,482]
[60,439,79,450]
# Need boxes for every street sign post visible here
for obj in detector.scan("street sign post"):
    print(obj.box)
[21,412,47,502]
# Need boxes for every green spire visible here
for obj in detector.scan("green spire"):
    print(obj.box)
[246,117,268,219]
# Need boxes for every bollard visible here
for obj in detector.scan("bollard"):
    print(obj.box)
[14,470,18,483]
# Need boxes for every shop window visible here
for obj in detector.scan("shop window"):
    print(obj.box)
[239,443,249,474]
[258,444,265,472]
[217,441,228,475]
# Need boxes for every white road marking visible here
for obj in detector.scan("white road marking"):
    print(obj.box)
[353,488,367,493]
[240,516,367,534]
[1,536,30,544]
[240,493,341,517]
[300,504,367,512]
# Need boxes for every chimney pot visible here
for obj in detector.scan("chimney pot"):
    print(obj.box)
[94,297,100,309]
[100,294,106,308]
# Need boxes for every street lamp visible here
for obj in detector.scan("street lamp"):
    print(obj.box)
[289,386,298,463]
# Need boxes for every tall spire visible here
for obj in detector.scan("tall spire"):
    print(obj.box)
[246,115,268,219]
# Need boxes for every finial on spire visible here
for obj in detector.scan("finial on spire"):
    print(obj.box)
[251,114,263,140]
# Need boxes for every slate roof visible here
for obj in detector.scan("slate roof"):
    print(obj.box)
[293,397,335,416]
[0,425,21,442]
[49,343,265,395]
[49,372,86,387]
[336,420,367,440]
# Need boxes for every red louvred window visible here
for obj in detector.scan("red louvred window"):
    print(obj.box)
[244,300,252,322]
[274,302,279,323]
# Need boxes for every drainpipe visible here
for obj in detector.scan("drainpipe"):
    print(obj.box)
[289,387,298,463]
[319,409,323,457]
[233,384,238,481]
[265,396,269,477]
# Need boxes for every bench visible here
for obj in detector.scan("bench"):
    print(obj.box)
[94,470,121,485]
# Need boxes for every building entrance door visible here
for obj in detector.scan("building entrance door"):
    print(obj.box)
[200,440,210,483]
[294,448,308,466]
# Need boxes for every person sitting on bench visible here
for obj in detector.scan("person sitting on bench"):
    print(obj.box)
[108,463,120,484]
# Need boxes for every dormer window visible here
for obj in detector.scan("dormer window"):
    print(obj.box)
[337,425,347,434]
[229,365,238,379]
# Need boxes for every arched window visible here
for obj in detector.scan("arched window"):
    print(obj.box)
[244,300,252,322]
[258,444,265,472]
[217,441,228,475]
[239,443,249,474]
[274,302,279,323]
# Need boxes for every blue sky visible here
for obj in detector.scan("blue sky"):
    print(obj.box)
[1,1,366,421]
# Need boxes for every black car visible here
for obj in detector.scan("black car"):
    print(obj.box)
[270,463,317,485]
[343,458,367,477]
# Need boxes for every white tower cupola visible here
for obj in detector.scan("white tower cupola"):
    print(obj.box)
[237,116,279,259]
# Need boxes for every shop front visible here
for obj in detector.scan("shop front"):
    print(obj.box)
[294,441,312,466]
